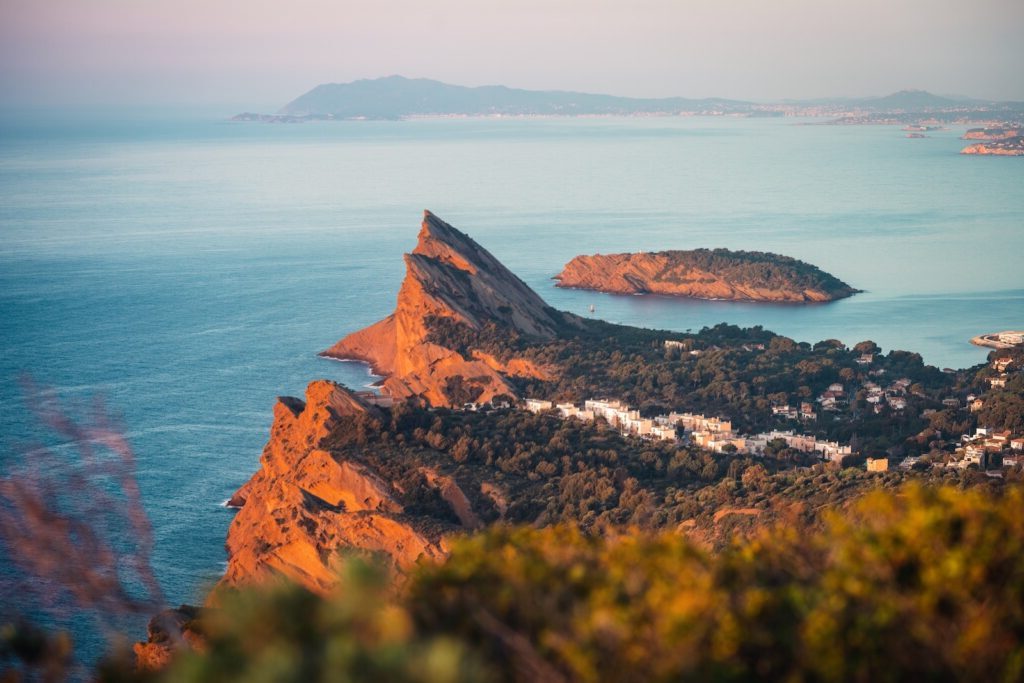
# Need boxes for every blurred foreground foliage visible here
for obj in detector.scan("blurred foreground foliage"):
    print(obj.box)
[410,483,1024,683]
[147,561,489,683]
[8,484,1022,683]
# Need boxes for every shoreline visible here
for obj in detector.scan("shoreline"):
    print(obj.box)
[970,331,1024,350]
[552,282,860,305]
[230,111,810,123]
[318,353,388,389]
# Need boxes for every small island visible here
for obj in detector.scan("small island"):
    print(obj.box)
[554,248,860,303]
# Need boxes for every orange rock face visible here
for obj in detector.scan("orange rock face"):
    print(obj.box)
[961,128,1021,141]
[214,380,451,598]
[321,211,569,407]
[960,141,1024,156]
[555,251,857,303]
[133,606,204,671]
[216,215,572,596]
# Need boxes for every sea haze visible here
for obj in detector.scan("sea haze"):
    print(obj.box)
[1,113,1022,650]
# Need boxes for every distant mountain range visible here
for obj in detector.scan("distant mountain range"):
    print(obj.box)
[273,75,751,118]
[232,76,1024,121]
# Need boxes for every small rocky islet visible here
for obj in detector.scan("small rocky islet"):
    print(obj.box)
[554,248,860,303]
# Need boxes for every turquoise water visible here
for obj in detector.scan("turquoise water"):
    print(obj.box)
[1,114,1022,656]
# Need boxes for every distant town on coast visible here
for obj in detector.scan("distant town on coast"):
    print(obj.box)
[231,76,1024,155]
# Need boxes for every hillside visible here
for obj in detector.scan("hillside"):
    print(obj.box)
[855,88,965,110]
[555,249,859,302]
[273,75,749,118]
[231,78,1023,122]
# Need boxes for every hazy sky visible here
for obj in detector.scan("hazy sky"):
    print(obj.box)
[2,0,1022,111]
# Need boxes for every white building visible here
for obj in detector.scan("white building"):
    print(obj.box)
[524,399,553,414]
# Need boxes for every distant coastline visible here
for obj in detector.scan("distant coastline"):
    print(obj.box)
[960,141,1024,156]
[232,76,1024,123]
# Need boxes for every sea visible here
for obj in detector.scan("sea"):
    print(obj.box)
[1,112,1022,662]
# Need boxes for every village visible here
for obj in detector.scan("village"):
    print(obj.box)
[523,397,853,463]
[519,350,1024,474]
[939,353,1024,473]
[518,340,927,470]
[360,338,1024,476]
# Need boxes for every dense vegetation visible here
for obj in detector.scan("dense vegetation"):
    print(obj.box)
[67,483,1024,682]
[409,485,1024,683]
[318,397,1009,548]
[644,248,858,296]
[957,346,1024,434]
[428,316,1008,457]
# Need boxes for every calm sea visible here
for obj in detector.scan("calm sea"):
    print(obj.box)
[1,113,1022,658]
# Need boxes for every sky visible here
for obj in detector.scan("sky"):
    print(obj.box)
[1,0,1022,112]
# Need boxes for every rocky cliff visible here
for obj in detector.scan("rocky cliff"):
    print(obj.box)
[960,138,1024,156]
[321,211,573,407]
[555,249,859,303]
[215,214,590,598]
[213,380,457,597]
[133,606,204,671]
[961,127,1021,141]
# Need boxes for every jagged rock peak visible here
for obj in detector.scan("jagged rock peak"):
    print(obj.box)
[409,210,560,333]
[321,212,571,407]
[415,210,480,272]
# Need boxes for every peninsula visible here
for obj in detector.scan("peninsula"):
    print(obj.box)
[962,126,1021,140]
[218,212,1015,602]
[319,211,575,407]
[958,124,1024,155]
[128,212,1023,678]
[554,249,859,303]
[960,137,1024,156]
[231,76,1024,122]
[971,330,1024,350]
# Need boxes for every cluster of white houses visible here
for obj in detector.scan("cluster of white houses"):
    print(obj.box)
[524,397,852,462]
[986,356,1015,389]
[957,427,1024,469]
[518,353,1024,471]
[954,356,1023,470]
[909,355,1023,472]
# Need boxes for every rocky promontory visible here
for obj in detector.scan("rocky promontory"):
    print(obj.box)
[555,249,859,303]
[961,127,1021,141]
[960,138,1024,156]
[321,211,575,407]
[215,215,600,597]
[213,381,452,597]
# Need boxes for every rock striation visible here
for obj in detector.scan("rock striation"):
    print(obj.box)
[214,380,453,597]
[555,249,859,303]
[321,211,571,407]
